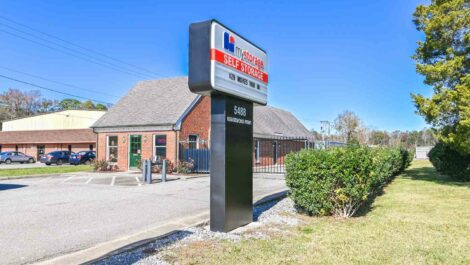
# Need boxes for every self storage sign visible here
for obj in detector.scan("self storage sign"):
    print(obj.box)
[189,20,268,105]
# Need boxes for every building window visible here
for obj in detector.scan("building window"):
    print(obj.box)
[89,144,93,151]
[107,136,118,163]
[15,145,18,151]
[188,135,198,149]
[0,145,2,152]
[255,140,260,163]
[68,145,72,152]
[154,135,167,159]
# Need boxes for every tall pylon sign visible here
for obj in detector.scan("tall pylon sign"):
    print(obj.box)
[188,20,268,232]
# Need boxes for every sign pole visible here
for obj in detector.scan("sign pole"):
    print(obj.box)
[210,94,253,232]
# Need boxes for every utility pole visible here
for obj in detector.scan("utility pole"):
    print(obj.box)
[320,120,331,148]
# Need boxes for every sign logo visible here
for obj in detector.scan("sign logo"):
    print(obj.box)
[224,32,235,53]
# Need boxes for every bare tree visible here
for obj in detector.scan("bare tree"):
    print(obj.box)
[0,88,59,123]
[334,110,362,144]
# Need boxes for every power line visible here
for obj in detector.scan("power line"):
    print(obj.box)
[0,15,164,78]
[0,74,112,105]
[0,21,156,79]
[0,65,120,99]
[0,28,153,79]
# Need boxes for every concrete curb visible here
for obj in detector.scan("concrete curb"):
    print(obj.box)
[0,171,92,181]
[37,189,288,265]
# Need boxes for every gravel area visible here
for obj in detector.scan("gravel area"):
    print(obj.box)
[95,198,298,265]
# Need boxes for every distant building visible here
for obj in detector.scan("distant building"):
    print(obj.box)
[92,77,312,171]
[415,146,433,159]
[0,110,105,160]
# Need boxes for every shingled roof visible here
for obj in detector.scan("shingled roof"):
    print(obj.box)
[253,106,311,138]
[93,76,311,138]
[0,129,96,144]
[92,77,199,129]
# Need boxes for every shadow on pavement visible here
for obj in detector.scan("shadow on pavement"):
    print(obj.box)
[0,184,27,191]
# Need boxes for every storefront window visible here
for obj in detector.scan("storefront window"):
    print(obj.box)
[154,135,167,159]
[107,136,118,163]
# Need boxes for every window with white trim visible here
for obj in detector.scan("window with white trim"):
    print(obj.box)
[188,134,198,149]
[154,135,167,159]
[107,136,118,163]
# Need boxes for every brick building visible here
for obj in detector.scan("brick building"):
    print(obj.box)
[0,110,105,160]
[92,77,312,171]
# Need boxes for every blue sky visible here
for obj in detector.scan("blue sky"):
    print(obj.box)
[0,0,430,131]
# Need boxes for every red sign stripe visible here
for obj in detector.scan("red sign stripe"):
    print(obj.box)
[210,49,268,83]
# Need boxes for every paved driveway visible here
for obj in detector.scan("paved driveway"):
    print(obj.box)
[0,173,286,265]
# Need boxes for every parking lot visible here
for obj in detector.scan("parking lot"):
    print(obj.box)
[0,162,49,170]
[0,172,286,265]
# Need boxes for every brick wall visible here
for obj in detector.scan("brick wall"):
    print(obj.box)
[97,131,177,171]
[179,96,211,149]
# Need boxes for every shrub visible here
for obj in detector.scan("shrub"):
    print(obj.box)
[428,142,470,181]
[285,146,412,217]
[92,159,109,171]
[138,159,174,174]
[176,160,195,174]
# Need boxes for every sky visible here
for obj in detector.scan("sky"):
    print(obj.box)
[0,0,431,132]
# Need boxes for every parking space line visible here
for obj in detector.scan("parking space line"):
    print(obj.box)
[38,176,52,182]
[135,176,142,186]
[85,177,93,184]
[110,176,116,186]
[62,176,73,183]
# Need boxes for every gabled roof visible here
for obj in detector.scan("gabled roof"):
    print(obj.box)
[92,76,312,139]
[0,129,96,144]
[92,77,198,129]
[253,106,311,138]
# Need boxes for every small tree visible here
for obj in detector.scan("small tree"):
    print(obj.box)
[334,110,362,144]
[95,103,108,111]
[59,98,82,110]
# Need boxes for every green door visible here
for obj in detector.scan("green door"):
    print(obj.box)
[129,135,142,168]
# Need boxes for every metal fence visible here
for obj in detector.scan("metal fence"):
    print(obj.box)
[253,136,314,174]
[183,148,210,173]
[179,136,315,174]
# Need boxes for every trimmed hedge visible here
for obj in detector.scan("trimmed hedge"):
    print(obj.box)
[428,142,470,181]
[285,146,412,217]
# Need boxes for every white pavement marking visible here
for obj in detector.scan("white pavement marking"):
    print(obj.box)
[38,176,52,182]
[135,176,142,186]
[85,177,93,184]
[110,176,116,186]
[62,176,73,183]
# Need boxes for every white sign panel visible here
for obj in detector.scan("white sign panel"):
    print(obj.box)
[210,21,268,105]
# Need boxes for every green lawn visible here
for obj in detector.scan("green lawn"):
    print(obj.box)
[0,165,92,178]
[170,160,470,264]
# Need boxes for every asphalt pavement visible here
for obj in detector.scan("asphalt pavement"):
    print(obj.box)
[0,172,286,265]
[0,162,50,170]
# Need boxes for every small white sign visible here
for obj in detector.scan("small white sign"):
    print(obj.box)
[210,21,268,105]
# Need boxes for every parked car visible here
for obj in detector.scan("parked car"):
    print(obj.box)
[0,152,35,164]
[69,151,96,165]
[40,151,72,165]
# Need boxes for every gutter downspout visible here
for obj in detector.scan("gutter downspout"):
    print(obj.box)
[175,130,179,173]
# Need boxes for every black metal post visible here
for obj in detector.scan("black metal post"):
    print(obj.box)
[210,94,253,232]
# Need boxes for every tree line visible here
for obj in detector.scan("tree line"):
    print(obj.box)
[311,110,437,149]
[0,88,109,123]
